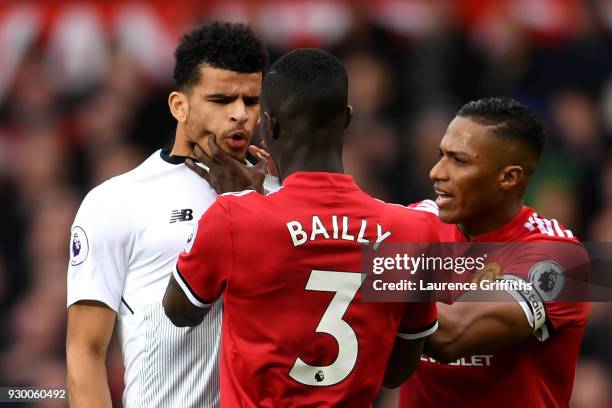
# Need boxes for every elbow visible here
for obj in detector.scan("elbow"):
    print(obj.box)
[162,302,203,327]
[65,342,105,390]
[382,355,420,389]
[165,314,190,327]
[383,380,400,390]
[168,315,202,327]
[384,375,409,389]
[425,335,464,364]
[428,347,460,364]
[425,327,465,364]
[383,361,418,389]
[163,307,194,327]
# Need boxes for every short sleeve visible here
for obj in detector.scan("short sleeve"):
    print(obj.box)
[173,198,232,308]
[397,302,438,340]
[67,187,130,312]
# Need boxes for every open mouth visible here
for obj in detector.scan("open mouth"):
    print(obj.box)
[226,130,248,150]
[434,187,454,207]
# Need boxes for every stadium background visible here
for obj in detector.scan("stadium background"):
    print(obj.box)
[0,0,610,406]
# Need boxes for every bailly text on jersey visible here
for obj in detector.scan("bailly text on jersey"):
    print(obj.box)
[286,215,392,249]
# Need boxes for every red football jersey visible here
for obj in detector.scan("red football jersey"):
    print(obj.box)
[400,200,590,408]
[176,173,438,408]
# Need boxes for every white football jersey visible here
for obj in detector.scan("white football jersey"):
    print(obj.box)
[67,149,279,408]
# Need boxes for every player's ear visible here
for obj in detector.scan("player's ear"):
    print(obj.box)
[499,165,524,191]
[345,105,353,129]
[264,112,280,140]
[169,91,189,123]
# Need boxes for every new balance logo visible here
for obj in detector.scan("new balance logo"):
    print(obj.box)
[170,209,194,223]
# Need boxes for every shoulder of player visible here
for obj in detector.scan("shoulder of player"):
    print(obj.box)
[94,150,176,187]
[370,198,443,233]
[521,211,578,242]
[80,152,166,206]
[217,189,262,202]
[75,178,135,229]
[374,198,441,223]
[405,199,440,217]
[84,175,131,203]
[213,190,265,212]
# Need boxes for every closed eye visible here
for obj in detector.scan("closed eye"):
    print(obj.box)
[244,97,260,106]
[208,97,233,104]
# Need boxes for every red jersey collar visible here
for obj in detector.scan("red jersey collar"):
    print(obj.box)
[282,172,360,190]
[454,206,535,242]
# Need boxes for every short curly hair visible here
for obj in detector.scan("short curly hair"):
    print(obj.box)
[173,21,268,91]
[457,97,545,157]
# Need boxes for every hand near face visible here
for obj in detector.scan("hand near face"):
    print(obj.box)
[186,136,267,194]
[248,142,278,178]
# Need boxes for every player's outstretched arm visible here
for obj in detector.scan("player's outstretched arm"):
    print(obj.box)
[383,337,426,388]
[163,275,208,327]
[66,301,116,408]
[425,291,532,363]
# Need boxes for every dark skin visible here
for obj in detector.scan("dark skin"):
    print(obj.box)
[431,116,536,238]
[426,115,537,362]
[377,116,539,406]
[184,135,268,194]
[164,79,426,389]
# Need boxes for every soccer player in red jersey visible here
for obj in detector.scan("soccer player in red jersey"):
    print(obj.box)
[399,97,590,408]
[163,49,439,407]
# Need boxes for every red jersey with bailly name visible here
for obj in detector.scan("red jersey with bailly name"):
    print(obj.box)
[400,200,590,408]
[175,173,438,408]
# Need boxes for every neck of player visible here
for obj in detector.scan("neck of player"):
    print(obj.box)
[170,126,197,158]
[458,200,523,240]
[276,144,344,181]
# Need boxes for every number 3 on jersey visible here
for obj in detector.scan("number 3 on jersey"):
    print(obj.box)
[289,270,363,386]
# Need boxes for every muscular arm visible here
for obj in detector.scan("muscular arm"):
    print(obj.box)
[66,301,116,408]
[163,275,208,327]
[425,290,532,363]
[383,337,425,388]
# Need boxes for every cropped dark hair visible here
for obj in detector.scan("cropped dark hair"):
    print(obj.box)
[173,21,268,90]
[457,97,545,157]
[263,48,348,122]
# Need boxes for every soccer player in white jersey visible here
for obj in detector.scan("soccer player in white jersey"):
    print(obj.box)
[66,22,273,408]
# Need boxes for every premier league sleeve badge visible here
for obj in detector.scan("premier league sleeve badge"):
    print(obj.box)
[70,226,89,266]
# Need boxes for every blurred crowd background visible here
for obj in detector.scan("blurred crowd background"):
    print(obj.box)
[0,0,611,406]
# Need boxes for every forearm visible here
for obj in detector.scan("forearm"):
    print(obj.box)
[374,387,399,408]
[383,338,425,388]
[67,347,112,408]
[425,297,531,363]
[424,304,472,363]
